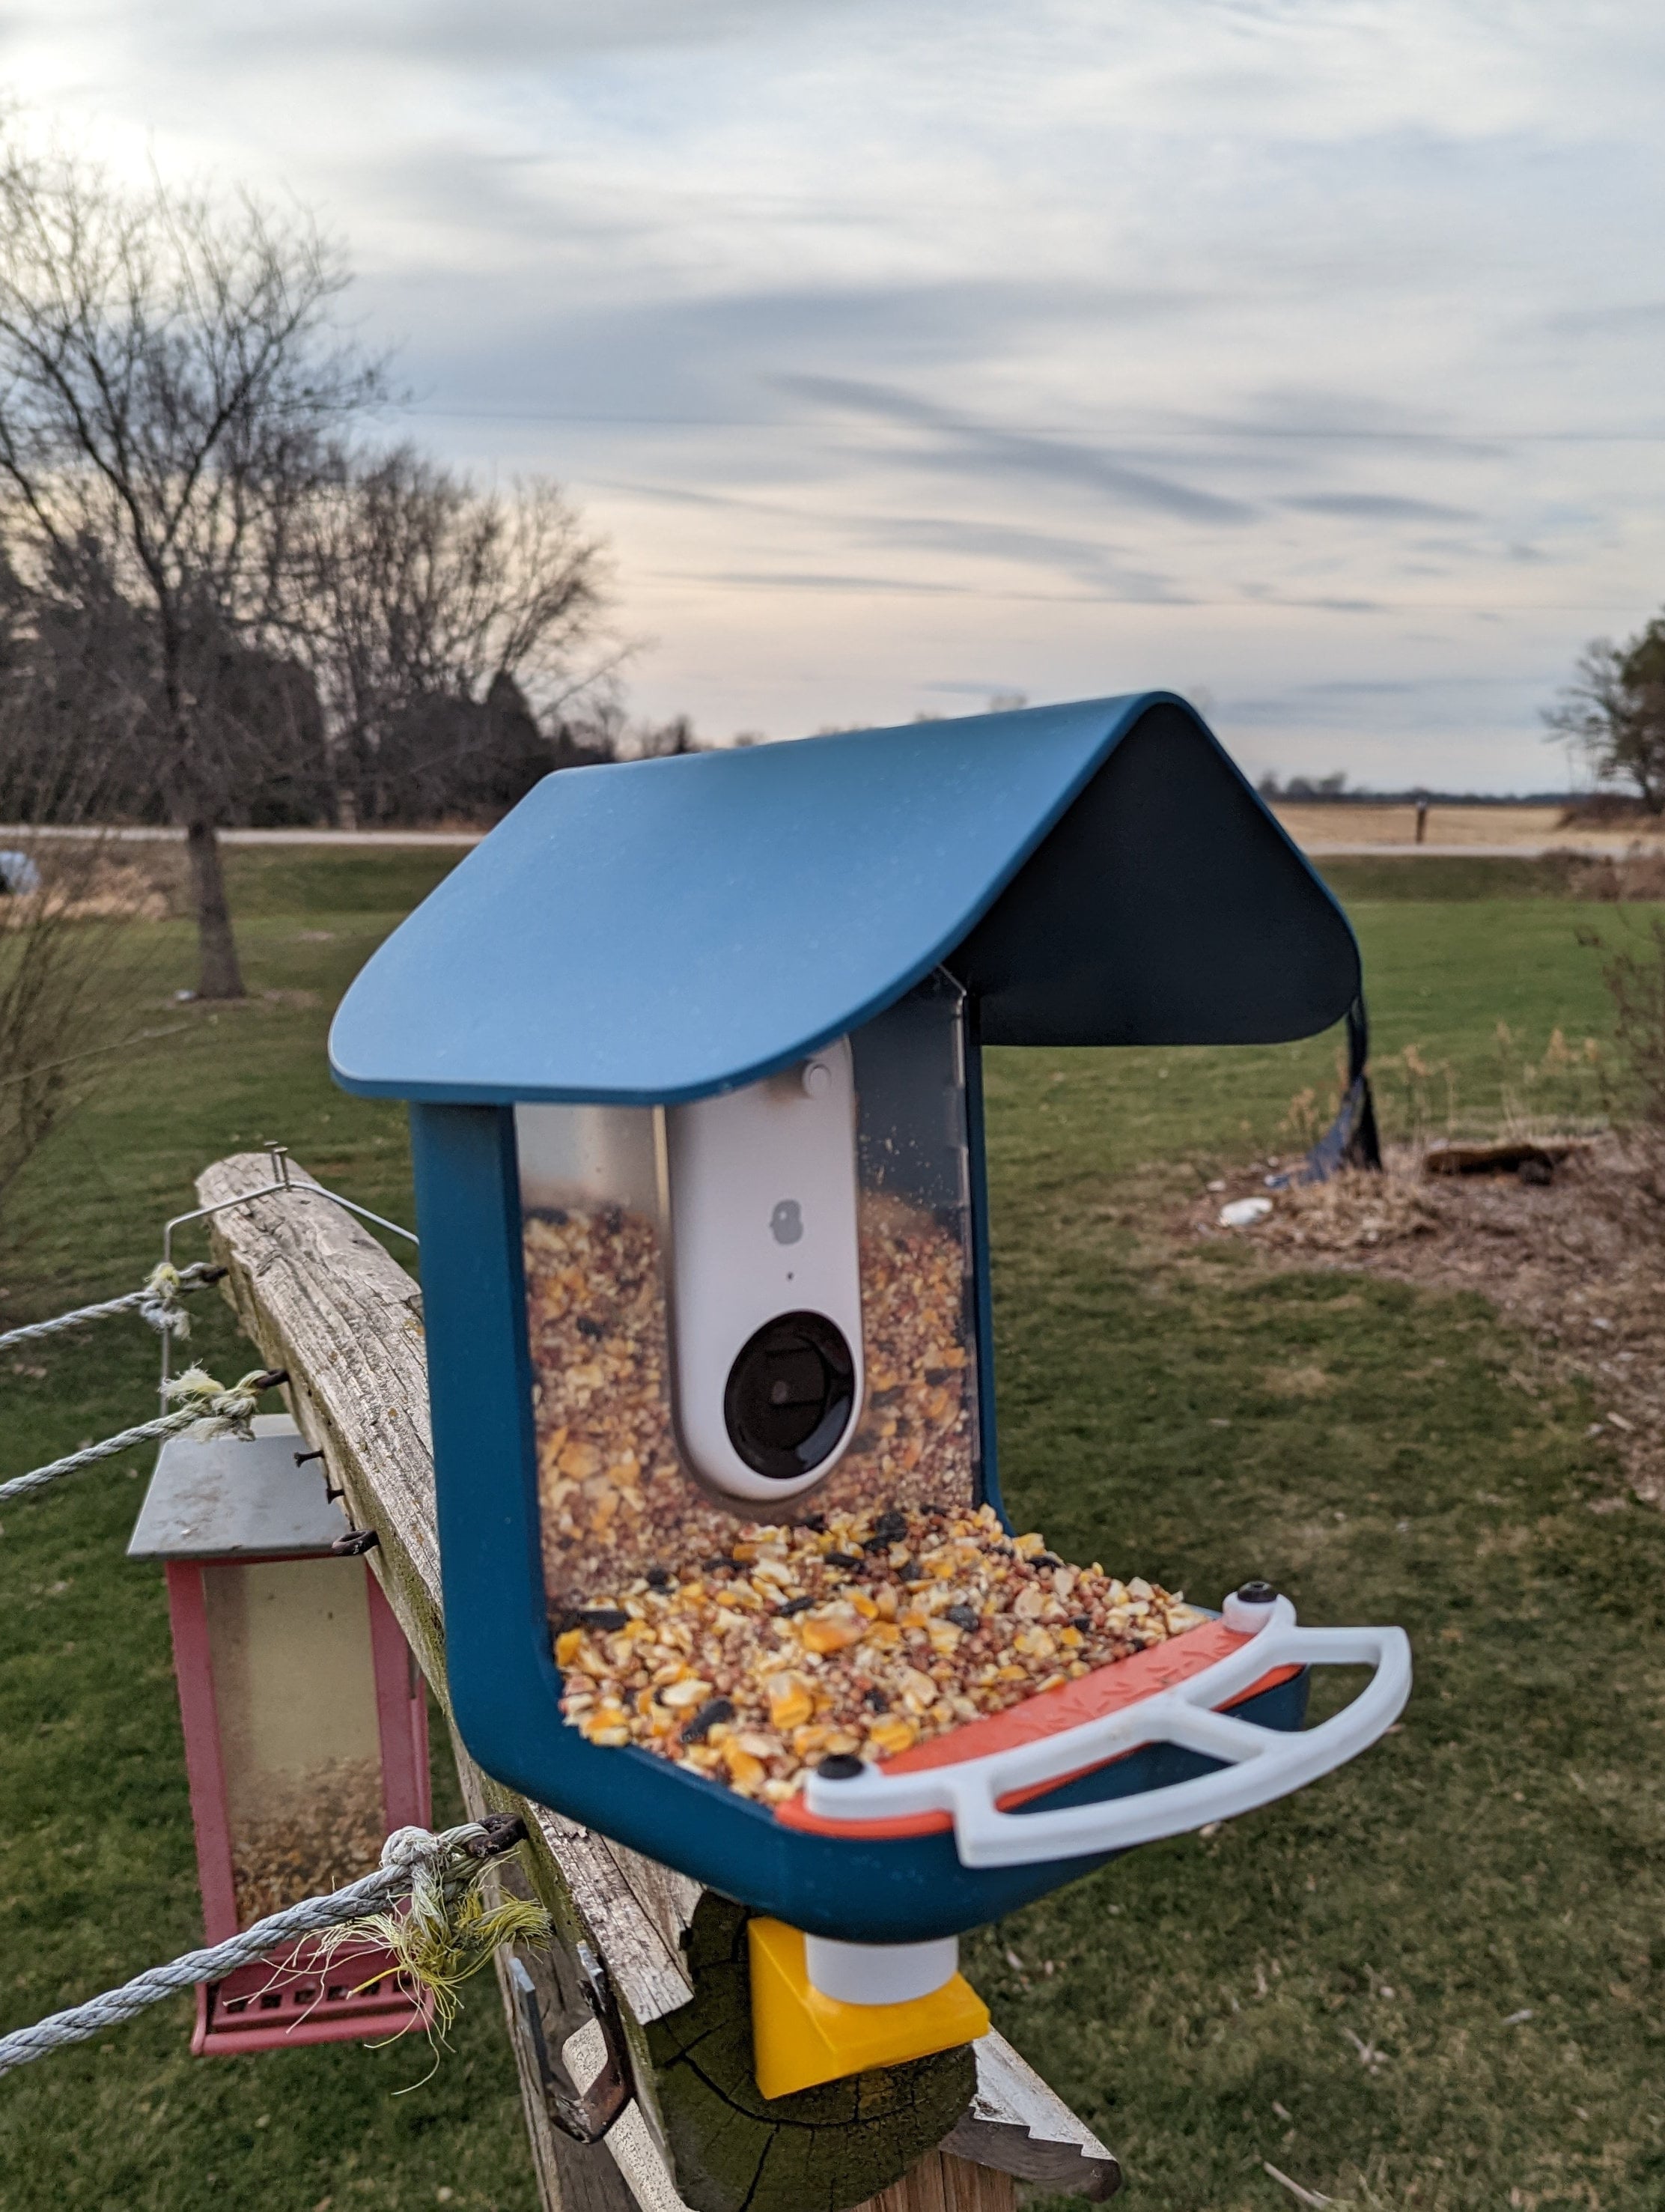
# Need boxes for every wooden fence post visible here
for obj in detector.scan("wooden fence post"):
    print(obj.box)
[198,1153,1121,2211]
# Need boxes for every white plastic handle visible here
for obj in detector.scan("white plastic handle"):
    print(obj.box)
[802,1596,1411,1868]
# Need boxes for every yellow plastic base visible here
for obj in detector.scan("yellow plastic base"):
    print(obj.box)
[746,1918,990,2101]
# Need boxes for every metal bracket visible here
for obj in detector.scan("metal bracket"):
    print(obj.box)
[507,1939,633,2144]
[468,1812,530,1859]
[158,1144,418,1403]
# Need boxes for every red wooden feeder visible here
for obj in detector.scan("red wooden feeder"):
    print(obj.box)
[129,1413,432,2054]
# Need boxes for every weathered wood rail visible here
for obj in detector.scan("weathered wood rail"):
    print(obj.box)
[200,1153,1120,2212]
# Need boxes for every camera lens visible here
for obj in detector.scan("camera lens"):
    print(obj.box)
[724,1311,856,1480]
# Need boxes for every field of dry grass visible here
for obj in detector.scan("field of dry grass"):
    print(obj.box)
[1274,803,1664,853]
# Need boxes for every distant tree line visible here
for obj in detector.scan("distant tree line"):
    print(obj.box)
[1255,773,1576,806]
[1267,613,1665,818]
[0,138,693,997]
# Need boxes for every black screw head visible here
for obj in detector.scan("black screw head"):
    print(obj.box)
[1235,1579,1278,1605]
[817,1754,865,1781]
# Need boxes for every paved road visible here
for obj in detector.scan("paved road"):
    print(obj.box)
[0,823,484,848]
[3,824,1655,863]
[1303,842,1619,859]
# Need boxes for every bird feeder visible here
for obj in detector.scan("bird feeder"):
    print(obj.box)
[329,693,1411,2093]
[129,1413,432,2054]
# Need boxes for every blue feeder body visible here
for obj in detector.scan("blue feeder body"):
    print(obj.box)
[331,693,1360,1942]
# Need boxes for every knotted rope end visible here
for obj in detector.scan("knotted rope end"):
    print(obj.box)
[163,1365,287,1439]
[312,1820,550,2041]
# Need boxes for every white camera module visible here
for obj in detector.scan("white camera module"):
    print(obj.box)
[664,1039,864,1504]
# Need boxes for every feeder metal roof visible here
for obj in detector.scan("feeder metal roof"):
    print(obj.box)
[128,1415,350,1560]
[329,693,1359,1106]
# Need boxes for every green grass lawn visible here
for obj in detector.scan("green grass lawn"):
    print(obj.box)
[1,852,1660,2211]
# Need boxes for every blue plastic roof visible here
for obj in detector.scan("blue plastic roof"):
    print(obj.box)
[329,693,1360,1105]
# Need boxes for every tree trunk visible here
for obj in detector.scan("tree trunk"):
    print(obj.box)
[329,726,360,831]
[185,818,246,998]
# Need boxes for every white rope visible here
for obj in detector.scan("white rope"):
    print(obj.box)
[0,1366,282,1504]
[0,1262,220,1353]
[0,1823,500,2077]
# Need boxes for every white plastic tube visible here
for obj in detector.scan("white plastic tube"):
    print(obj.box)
[804,1935,959,2006]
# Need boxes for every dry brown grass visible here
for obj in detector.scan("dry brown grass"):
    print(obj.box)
[1271,802,1655,851]
[0,836,171,1210]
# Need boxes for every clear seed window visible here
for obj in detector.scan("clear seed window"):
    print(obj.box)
[520,974,980,1616]
[200,1557,388,1924]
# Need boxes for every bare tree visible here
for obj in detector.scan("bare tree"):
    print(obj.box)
[1547,621,1665,815]
[551,698,698,762]
[0,143,386,994]
[289,444,612,825]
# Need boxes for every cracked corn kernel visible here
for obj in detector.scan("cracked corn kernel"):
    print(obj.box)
[899,1667,939,1710]
[660,1677,712,1709]
[799,1608,865,1654]
[767,1676,815,1731]
[719,1740,768,1791]
[867,1717,919,1757]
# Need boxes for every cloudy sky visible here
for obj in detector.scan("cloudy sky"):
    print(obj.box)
[7,0,1665,787]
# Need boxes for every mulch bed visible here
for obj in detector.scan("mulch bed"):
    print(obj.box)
[1182,1134,1665,1504]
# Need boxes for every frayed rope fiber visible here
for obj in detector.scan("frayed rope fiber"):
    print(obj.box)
[0,1364,285,1504]
[0,1261,223,1352]
[0,1819,544,2077]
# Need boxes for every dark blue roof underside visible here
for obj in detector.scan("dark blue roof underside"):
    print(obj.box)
[329,693,1360,1105]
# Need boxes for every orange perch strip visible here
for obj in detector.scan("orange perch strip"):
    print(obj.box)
[776,1619,1300,1840]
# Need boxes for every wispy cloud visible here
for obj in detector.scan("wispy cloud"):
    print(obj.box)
[1542,299,1665,337]
[777,374,1259,523]
[1284,493,1480,523]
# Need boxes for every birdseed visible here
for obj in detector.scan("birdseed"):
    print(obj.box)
[524,1194,978,1610]
[553,1501,1202,1802]
[228,1755,386,1925]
